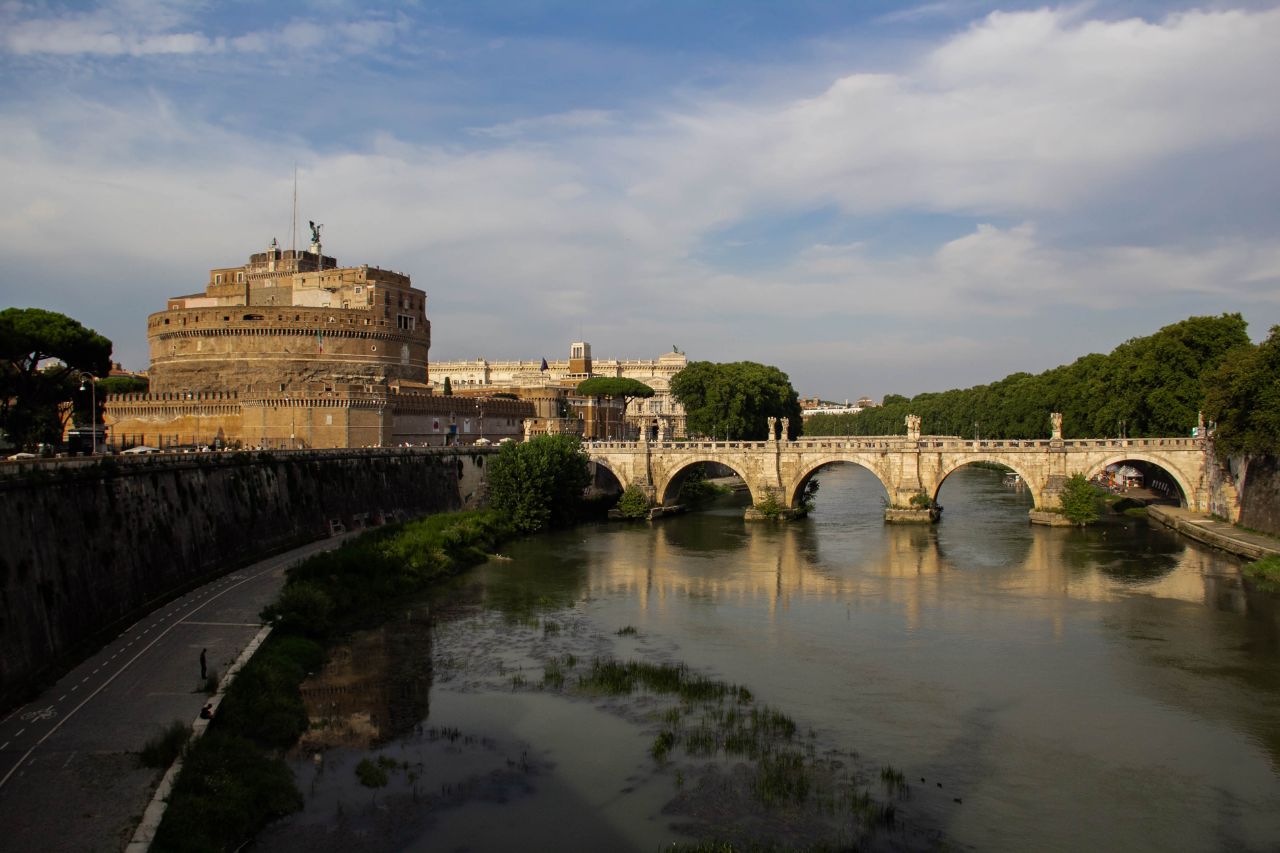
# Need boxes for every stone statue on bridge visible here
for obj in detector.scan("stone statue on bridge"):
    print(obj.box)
[767,416,777,441]
[905,414,921,441]
[1050,412,1063,440]
[780,418,790,442]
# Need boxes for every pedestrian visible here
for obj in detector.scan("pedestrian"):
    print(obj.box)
[200,703,214,720]
[200,648,207,681]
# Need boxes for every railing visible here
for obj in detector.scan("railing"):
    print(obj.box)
[584,436,1205,453]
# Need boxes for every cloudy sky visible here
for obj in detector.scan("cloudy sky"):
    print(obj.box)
[2,1,1278,400]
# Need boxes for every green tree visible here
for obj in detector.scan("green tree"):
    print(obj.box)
[670,361,802,440]
[442,375,453,396]
[1203,326,1280,458]
[1058,473,1100,526]
[0,308,112,449]
[486,434,592,533]
[804,315,1250,440]
[577,377,655,438]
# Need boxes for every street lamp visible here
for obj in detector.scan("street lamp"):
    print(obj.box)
[78,372,97,455]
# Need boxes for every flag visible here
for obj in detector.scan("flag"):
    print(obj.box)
[316,329,324,352]
[540,357,548,371]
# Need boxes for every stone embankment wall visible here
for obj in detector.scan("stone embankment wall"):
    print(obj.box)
[1237,455,1280,536]
[1206,446,1280,536]
[0,448,490,708]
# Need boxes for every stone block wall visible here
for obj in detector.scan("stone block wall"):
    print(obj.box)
[0,448,488,709]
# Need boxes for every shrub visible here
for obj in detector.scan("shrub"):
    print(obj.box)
[1059,472,1101,526]
[616,485,650,518]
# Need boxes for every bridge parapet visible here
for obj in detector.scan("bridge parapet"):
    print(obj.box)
[583,434,1217,523]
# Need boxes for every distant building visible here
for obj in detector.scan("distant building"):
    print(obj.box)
[104,238,530,449]
[799,396,878,418]
[432,342,689,440]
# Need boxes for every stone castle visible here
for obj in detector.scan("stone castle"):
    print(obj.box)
[104,238,530,448]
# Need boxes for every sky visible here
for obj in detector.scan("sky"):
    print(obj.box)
[2,0,1278,401]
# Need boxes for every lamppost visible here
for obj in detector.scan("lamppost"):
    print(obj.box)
[78,372,97,455]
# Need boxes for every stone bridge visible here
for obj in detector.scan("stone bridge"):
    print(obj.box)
[585,414,1226,523]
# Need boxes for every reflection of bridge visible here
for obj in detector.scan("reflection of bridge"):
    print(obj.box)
[585,421,1223,522]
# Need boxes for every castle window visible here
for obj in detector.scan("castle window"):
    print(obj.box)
[397,314,414,330]
[215,274,222,284]
[355,285,363,294]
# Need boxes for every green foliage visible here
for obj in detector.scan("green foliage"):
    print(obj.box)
[753,491,785,518]
[152,731,303,853]
[442,375,452,395]
[95,375,148,395]
[139,720,191,768]
[670,361,802,440]
[1203,325,1280,458]
[0,307,113,448]
[355,756,391,789]
[805,314,1251,439]
[159,510,510,849]
[674,465,730,506]
[576,377,655,400]
[486,434,591,533]
[908,492,932,509]
[616,484,651,518]
[1059,473,1101,526]
[1242,555,1280,593]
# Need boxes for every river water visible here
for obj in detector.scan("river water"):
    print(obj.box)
[259,464,1280,852]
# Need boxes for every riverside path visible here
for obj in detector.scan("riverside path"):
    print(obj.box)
[0,535,349,852]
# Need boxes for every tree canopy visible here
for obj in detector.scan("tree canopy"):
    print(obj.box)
[670,361,802,440]
[576,377,655,400]
[805,314,1251,440]
[485,434,592,533]
[1202,324,1280,458]
[0,307,112,449]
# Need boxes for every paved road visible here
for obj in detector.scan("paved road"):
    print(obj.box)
[0,536,348,852]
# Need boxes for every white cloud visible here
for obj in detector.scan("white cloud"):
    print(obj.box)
[2,4,1279,396]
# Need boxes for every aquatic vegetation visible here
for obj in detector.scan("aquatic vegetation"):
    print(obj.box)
[615,625,639,636]
[1244,555,1280,592]
[879,765,909,797]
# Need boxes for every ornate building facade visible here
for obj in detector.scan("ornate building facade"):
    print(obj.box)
[104,239,531,449]
[431,342,689,439]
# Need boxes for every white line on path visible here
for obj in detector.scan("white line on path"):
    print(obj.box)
[0,556,292,791]
[14,730,24,738]
[62,751,76,768]
[1,742,8,751]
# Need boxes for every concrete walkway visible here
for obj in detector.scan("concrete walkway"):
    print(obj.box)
[1147,505,1280,561]
[0,534,350,852]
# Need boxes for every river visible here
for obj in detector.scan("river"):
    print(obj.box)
[257,464,1280,852]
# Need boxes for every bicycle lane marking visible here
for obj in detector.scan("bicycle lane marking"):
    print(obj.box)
[0,554,297,791]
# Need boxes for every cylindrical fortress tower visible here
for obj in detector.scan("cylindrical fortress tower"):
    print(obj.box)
[146,243,430,394]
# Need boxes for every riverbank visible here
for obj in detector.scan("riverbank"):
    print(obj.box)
[1147,505,1280,561]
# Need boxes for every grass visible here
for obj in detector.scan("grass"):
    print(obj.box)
[139,719,191,768]
[1243,554,1280,592]
[153,509,514,852]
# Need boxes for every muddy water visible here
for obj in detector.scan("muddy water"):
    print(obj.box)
[258,465,1280,852]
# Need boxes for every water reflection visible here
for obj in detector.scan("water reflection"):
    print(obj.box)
[297,606,432,750]
[281,463,1280,852]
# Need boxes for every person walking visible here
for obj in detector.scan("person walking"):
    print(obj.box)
[200,648,208,681]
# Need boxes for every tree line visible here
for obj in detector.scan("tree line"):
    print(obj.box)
[805,314,1256,442]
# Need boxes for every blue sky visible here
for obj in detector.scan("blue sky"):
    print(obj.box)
[2,1,1278,402]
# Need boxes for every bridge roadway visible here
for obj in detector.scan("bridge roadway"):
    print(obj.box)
[585,433,1218,520]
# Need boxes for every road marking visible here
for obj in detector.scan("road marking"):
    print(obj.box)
[180,621,262,627]
[1,742,8,751]
[0,557,297,790]
[70,686,77,693]
[58,696,66,703]
[92,669,99,675]
[15,729,24,737]
[62,751,76,768]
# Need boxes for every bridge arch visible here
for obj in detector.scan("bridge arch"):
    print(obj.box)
[1082,453,1195,507]
[932,456,1045,507]
[783,456,894,509]
[657,458,755,506]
